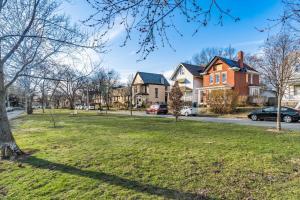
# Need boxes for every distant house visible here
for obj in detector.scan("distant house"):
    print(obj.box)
[132,72,170,107]
[170,63,204,106]
[110,86,130,107]
[199,51,260,105]
[283,65,300,108]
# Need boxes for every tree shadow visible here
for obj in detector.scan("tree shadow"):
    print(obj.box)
[20,156,216,200]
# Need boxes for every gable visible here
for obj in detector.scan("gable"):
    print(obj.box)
[206,58,230,74]
[171,64,192,81]
[132,73,144,85]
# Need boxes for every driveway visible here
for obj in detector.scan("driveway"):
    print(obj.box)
[108,110,300,131]
[7,110,24,120]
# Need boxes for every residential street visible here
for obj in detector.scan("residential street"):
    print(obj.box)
[108,110,300,131]
[7,110,24,120]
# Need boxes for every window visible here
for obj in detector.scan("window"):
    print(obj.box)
[216,64,222,71]
[155,88,158,98]
[250,74,253,84]
[179,67,184,75]
[134,86,137,93]
[263,107,276,112]
[222,72,227,83]
[250,87,260,96]
[209,74,214,84]
[295,85,300,95]
[215,73,220,84]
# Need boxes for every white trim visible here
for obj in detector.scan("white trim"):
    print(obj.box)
[222,72,227,84]
[215,72,220,84]
[196,85,233,91]
[247,70,260,75]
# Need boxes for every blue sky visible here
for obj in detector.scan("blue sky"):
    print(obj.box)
[62,0,283,82]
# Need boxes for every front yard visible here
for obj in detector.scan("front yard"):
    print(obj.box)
[1,111,300,199]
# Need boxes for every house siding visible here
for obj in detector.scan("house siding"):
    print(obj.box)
[132,72,169,106]
[202,58,260,104]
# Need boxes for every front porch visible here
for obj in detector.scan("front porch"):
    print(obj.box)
[196,85,233,106]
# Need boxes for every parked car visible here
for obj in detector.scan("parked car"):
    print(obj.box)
[32,105,42,109]
[180,106,197,116]
[146,104,168,115]
[6,107,14,112]
[248,106,300,123]
[87,105,95,110]
[75,105,83,110]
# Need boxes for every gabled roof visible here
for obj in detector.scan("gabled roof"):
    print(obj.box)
[134,72,170,86]
[170,63,205,80]
[204,56,258,73]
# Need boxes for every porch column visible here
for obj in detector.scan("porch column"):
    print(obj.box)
[198,90,201,106]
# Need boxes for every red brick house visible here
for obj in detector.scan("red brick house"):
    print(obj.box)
[197,51,260,105]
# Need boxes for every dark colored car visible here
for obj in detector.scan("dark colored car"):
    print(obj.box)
[146,104,168,115]
[248,106,300,123]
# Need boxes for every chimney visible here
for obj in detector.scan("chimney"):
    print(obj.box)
[237,51,244,68]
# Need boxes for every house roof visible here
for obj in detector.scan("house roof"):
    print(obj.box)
[170,63,205,80]
[182,63,205,76]
[135,72,170,86]
[204,56,258,73]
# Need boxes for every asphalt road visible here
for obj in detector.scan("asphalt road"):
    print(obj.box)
[108,110,300,131]
[7,110,24,120]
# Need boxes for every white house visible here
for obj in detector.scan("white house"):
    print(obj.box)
[170,63,205,106]
[283,65,300,108]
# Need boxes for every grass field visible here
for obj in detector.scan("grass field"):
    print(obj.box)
[1,110,300,199]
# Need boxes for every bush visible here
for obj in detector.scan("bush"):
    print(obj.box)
[207,90,238,114]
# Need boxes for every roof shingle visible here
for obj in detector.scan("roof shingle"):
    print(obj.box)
[137,72,170,86]
[181,63,205,76]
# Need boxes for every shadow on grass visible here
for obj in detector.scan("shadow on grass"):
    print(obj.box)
[20,156,215,200]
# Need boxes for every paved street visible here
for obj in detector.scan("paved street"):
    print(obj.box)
[108,110,300,131]
[7,110,24,120]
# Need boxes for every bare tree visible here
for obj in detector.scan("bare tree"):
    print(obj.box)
[126,74,135,116]
[84,0,239,59]
[261,33,300,131]
[104,70,120,112]
[58,67,89,110]
[192,45,236,65]
[0,0,105,159]
[90,68,107,110]
[243,53,263,73]
[169,81,183,122]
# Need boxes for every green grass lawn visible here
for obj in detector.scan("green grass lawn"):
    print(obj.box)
[1,110,300,199]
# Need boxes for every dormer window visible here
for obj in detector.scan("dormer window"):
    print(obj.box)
[179,67,184,75]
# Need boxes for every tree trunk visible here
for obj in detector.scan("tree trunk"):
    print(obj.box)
[26,95,33,115]
[0,89,23,159]
[69,98,75,110]
[42,81,45,113]
[276,93,282,131]
[130,95,133,116]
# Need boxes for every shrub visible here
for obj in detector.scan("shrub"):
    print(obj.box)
[207,90,238,114]
[169,81,183,121]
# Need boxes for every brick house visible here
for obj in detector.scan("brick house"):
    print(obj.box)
[132,72,170,107]
[198,51,260,105]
